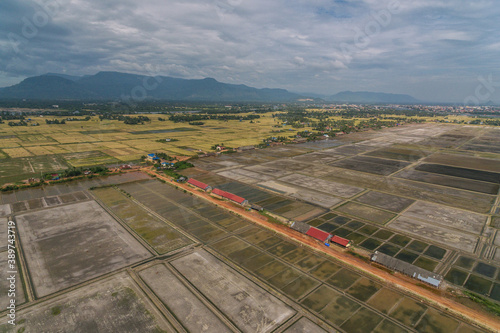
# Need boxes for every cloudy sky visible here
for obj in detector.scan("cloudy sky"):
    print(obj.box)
[1,0,499,103]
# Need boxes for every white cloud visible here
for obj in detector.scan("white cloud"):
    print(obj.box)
[0,0,498,102]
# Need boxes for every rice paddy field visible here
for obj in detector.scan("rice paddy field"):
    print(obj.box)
[0,113,293,185]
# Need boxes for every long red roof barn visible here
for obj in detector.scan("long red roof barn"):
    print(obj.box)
[212,188,247,205]
[331,235,351,247]
[187,178,211,190]
[306,227,332,242]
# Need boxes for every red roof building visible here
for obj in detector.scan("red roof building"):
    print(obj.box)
[187,178,212,191]
[212,188,248,205]
[331,235,352,248]
[306,227,332,242]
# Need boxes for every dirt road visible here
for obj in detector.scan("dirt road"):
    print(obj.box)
[143,168,499,333]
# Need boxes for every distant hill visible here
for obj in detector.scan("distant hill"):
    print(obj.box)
[328,91,419,104]
[0,75,98,100]
[44,73,83,82]
[0,71,302,102]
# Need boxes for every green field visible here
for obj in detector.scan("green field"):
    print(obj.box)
[0,114,296,184]
[0,155,68,184]
[63,150,121,167]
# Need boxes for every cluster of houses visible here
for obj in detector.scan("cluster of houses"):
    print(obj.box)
[197,145,258,158]
[146,153,176,168]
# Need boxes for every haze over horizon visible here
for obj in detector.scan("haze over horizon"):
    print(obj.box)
[1,0,499,103]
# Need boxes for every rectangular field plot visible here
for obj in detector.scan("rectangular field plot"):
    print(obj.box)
[367,288,403,314]
[0,273,172,333]
[275,202,326,222]
[388,216,478,253]
[388,297,427,327]
[402,201,486,235]
[323,144,375,156]
[0,205,10,218]
[217,168,275,183]
[365,147,432,162]
[216,181,274,202]
[279,173,363,198]
[258,181,343,208]
[415,163,500,184]
[291,152,347,164]
[93,187,193,254]
[257,180,298,195]
[140,264,232,333]
[15,201,152,297]
[244,164,294,178]
[0,155,68,185]
[423,153,500,173]
[330,156,411,176]
[395,169,499,195]
[63,150,120,167]
[171,250,296,333]
[302,285,361,326]
[355,191,415,213]
[460,143,500,154]
[419,136,472,149]
[335,202,396,224]
[0,250,25,309]
[284,317,328,332]
[259,160,312,173]
[415,308,460,333]
[340,307,384,333]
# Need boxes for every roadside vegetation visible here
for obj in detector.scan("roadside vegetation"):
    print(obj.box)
[463,291,500,316]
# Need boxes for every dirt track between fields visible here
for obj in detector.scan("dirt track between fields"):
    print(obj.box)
[143,167,500,333]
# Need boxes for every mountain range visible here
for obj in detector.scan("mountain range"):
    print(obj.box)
[0,72,301,102]
[0,71,419,103]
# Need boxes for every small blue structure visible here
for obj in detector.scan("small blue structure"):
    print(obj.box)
[161,161,174,167]
[147,153,160,162]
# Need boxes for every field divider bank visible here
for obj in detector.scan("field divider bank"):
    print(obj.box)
[10,217,35,303]
[126,267,192,333]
